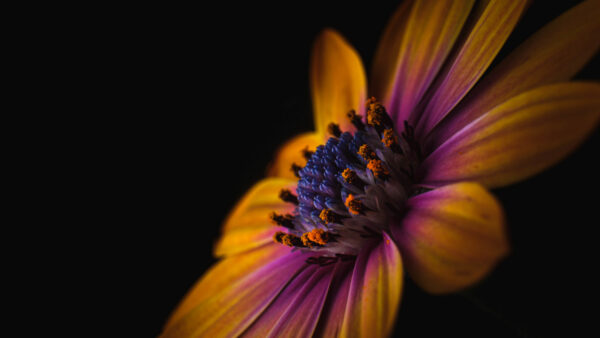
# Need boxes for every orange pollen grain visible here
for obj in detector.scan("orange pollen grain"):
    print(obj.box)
[382,129,398,148]
[319,209,337,224]
[367,159,389,179]
[342,168,358,184]
[307,228,330,246]
[345,194,363,215]
[358,144,376,161]
[274,232,303,247]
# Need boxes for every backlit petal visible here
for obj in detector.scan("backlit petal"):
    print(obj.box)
[427,0,600,153]
[311,29,367,136]
[421,82,600,188]
[392,182,508,294]
[387,0,475,127]
[340,233,403,337]
[267,132,322,180]
[215,178,297,257]
[161,248,308,337]
[162,243,296,336]
[415,0,528,137]
[244,263,335,337]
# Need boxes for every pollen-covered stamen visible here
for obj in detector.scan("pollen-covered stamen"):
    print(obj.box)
[345,194,365,215]
[358,144,377,161]
[382,128,402,153]
[367,159,390,179]
[366,97,393,132]
[270,212,295,228]
[347,109,364,131]
[319,208,341,224]
[271,97,419,257]
[291,163,302,178]
[327,123,342,138]
[301,228,333,247]
[342,168,358,184]
[274,231,305,247]
[279,189,298,205]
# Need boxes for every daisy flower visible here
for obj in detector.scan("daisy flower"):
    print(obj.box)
[162,1,599,337]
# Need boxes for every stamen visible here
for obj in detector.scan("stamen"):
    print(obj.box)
[270,212,295,228]
[358,144,377,161]
[341,168,358,184]
[382,128,402,153]
[301,228,332,247]
[307,228,331,245]
[366,97,392,131]
[274,231,305,247]
[347,109,364,130]
[367,159,390,179]
[345,194,364,215]
[279,189,298,205]
[302,147,314,160]
[327,123,342,138]
[319,208,340,224]
[291,163,302,178]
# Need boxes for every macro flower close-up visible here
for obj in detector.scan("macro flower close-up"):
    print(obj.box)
[160,1,599,337]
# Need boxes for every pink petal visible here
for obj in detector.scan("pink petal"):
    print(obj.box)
[421,82,600,188]
[161,248,308,337]
[312,260,354,337]
[425,0,600,154]
[387,0,475,128]
[244,262,335,337]
[392,182,508,294]
[414,0,528,138]
[340,233,403,337]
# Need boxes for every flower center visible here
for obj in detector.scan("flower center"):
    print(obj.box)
[272,98,420,262]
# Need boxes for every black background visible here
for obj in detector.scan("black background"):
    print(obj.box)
[100,1,599,336]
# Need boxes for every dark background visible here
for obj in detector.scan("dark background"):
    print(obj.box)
[100,1,599,336]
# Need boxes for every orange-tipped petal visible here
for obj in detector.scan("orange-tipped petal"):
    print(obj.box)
[267,132,322,179]
[163,243,292,334]
[427,0,600,153]
[311,29,367,137]
[215,177,297,257]
[392,182,508,294]
[340,232,403,337]
[422,82,600,188]
[386,0,475,125]
[415,0,528,137]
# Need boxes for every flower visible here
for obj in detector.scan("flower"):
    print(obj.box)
[162,1,600,337]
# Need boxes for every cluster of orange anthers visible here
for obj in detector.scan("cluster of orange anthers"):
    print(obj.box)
[273,228,333,248]
[272,97,398,249]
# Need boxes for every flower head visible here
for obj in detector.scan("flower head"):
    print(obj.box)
[162,1,600,337]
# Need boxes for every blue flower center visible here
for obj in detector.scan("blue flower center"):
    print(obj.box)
[272,98,421,260]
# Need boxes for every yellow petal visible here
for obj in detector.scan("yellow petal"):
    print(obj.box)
[386,0,475,124]
[215,177,297,257]
[163,243,290,332]
[267,132,322,179]
[311,29,367,137]
[162,248,307,337]
[340,232,403,337]
[393,182,508,294]
[422,82,600,188]
[427,0,600,152]
[415,0,528,137]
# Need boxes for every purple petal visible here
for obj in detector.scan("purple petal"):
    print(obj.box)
[340,233,403,337]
